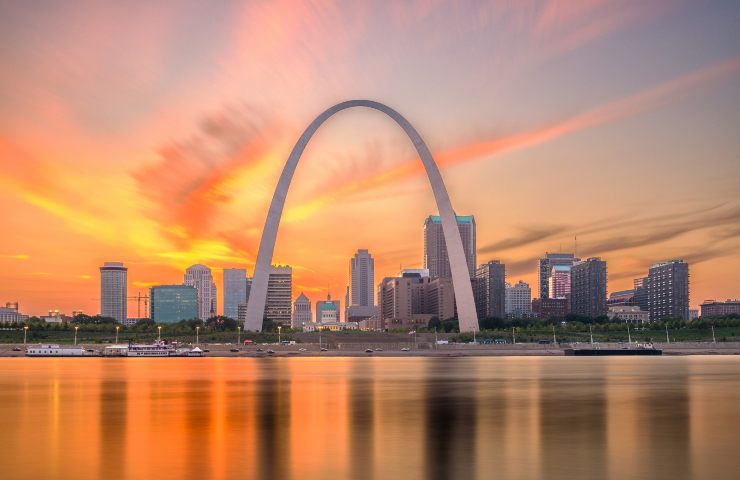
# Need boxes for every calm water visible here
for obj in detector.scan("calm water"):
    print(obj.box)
[0,356,738,480]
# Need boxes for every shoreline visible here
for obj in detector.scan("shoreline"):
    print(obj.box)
[1,342,739,357]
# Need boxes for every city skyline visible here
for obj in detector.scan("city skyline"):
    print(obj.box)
[2,1,740,315]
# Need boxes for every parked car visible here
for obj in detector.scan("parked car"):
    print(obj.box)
[230,348,239,353]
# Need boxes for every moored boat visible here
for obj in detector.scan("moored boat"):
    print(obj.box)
[26,344,88,357]
[127,339,176,357]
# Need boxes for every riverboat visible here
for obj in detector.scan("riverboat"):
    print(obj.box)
[127,339,176,357]
[26,344,87,357]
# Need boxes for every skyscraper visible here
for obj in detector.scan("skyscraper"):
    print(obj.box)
[184,264,217,321]
[223,268,248,320]
[100,262,127,323]
[647,260,689,321]
[265,265,292,326]
[474,260,506,319]
[505,281,532,318]
[424,214,476,278]
[537,253,578,299]
[150,285,198,323]
[348,249,376,320]
[350,249,375,307]
[292,293,312,328]
[570,257,608,318]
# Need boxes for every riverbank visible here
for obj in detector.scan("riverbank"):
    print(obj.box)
[1,342,739,357]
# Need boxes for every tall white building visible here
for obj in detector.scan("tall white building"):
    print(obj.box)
[292,293,312,328]
[223,268,248,320]
[100,262,127,323]
[505,280,532,318]
[184,264,217,321]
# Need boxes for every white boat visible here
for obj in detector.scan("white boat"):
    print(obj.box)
[26,344,87,357]
[127,339,176,357]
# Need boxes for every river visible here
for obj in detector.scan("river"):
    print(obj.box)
[0,356,737,479]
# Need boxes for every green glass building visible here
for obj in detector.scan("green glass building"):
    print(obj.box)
[150,285,198,324]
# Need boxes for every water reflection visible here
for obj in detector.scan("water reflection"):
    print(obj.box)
[424,360,476,480]
[0,357,737,480]
[538,360,608,479]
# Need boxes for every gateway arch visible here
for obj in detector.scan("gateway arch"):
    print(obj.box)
[244,100,479,333]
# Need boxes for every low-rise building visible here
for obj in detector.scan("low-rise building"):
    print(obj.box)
[40,310,72,324]
[700,299,740,317]
[0,303,28,323]
[316,293,340,323]
[608,306,649,324]
[303,321,359,332]
[531,297,568,319]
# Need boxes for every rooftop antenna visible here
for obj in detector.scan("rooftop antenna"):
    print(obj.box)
[575,235,578,258]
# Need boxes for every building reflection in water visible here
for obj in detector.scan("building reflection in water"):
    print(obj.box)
[98,361,128,479]
[0,356,738,480]
[538,359,608,479]
[424,358,476,480]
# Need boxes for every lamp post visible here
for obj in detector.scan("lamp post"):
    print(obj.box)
[74,326,79,346]
[237,326,241,345]
[665,324,670,344]
[23,325,28,345]
[712,325,716,344]
[196,326,200,345]
[115,325,119,344]
[590,325,594,345]
[278,325,282,345]
[157,325,162,341]
[512,327,516,345]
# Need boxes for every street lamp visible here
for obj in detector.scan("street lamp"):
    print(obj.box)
[157,325,162,341]
[196,326,200,345]
[237,326,241,345]
[278,325,282,345]
[115,325,120,344]
[23,325,28,345]
[74,326,79,346]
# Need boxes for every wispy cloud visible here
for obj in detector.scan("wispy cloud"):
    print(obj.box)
[0,254,29,260]
[282,55,740,219]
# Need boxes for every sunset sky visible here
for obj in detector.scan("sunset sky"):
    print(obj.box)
[1,0,739,316]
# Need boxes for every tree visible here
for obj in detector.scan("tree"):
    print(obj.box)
[427,317,441,330]
[205,315,238,331]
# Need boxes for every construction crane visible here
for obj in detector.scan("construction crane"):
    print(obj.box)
[91,292,150,319]
[128,292,150,319]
